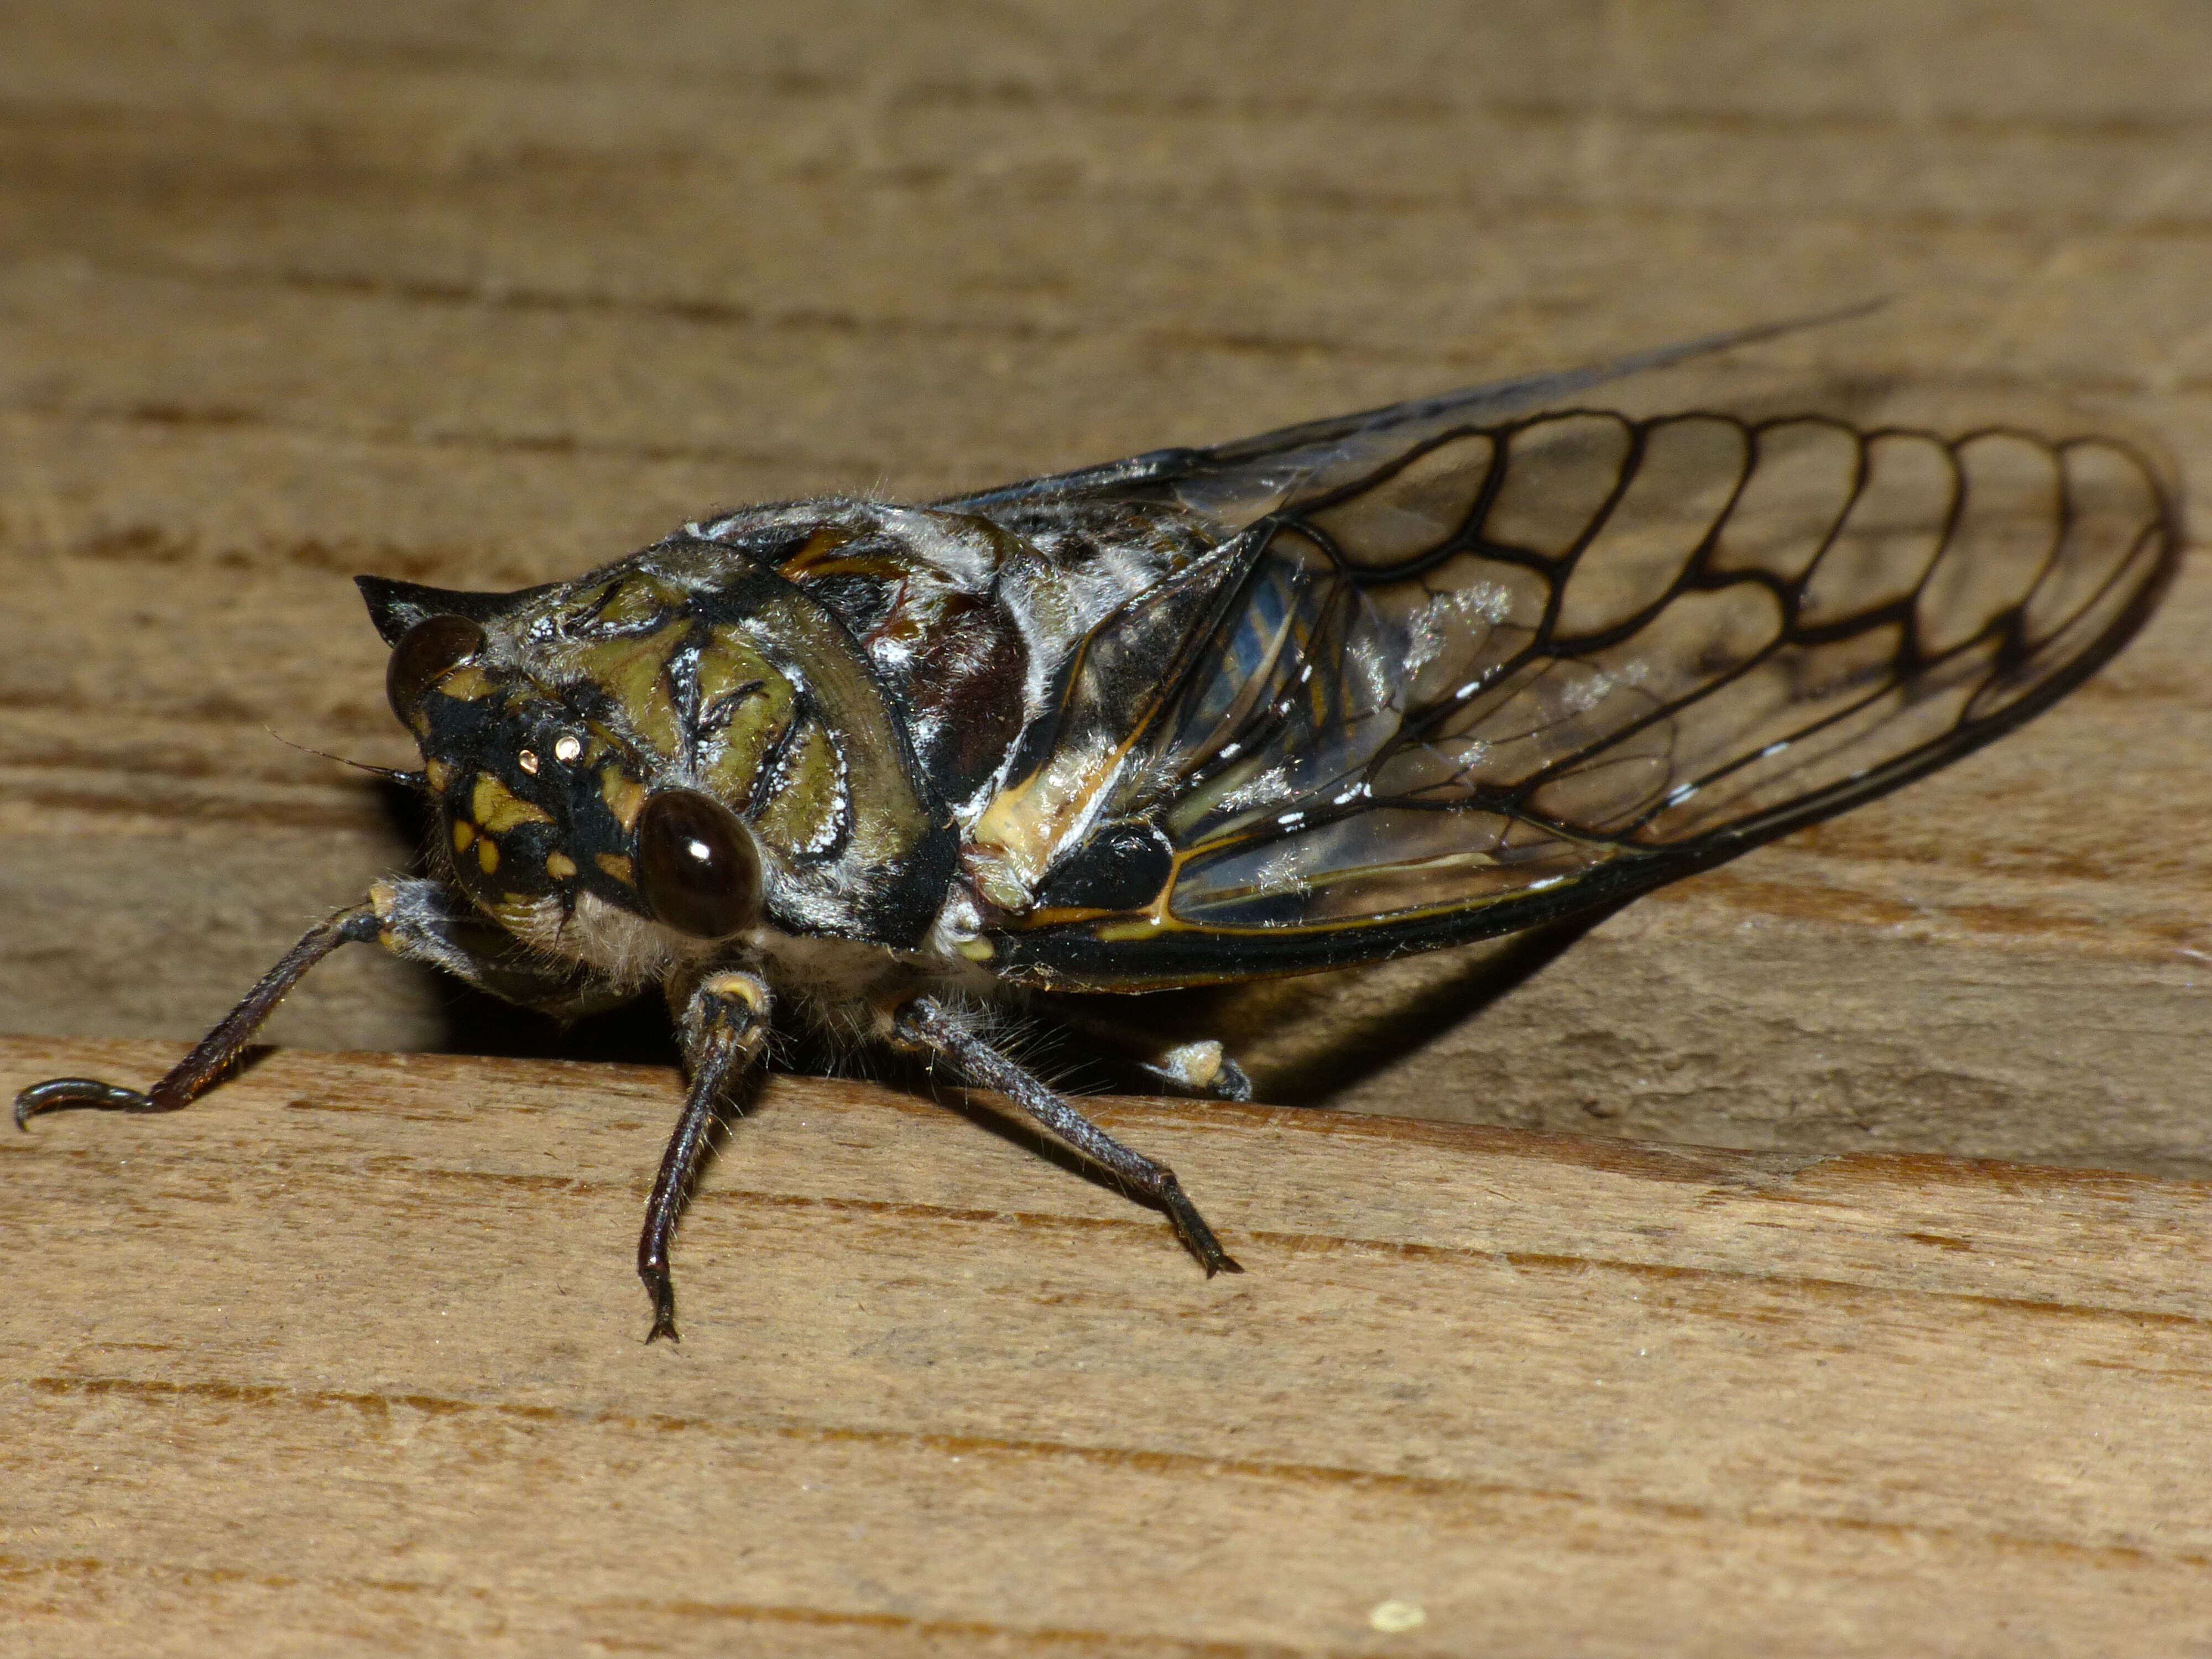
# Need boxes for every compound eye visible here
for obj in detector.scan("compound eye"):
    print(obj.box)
[637,789,760,939]
[386,614,487,723]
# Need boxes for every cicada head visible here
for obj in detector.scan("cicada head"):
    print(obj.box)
[358,540,956,961]
[364,578,753,958]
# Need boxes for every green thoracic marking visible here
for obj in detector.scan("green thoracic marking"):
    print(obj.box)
[570,621,688,757]
[696,627,797,805]
[755,716,845,856]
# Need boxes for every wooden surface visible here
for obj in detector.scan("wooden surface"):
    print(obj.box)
[0,0,2209,1166]
[10,1034,2212,1657]
[4,1,2212,1652]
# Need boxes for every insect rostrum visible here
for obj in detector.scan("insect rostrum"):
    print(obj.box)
[15,322,2180,1340]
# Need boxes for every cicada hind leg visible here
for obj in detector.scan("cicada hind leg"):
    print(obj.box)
[891,995,1243,1277]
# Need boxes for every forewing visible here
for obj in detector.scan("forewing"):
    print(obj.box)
[942,310,1876,535]
[987,403,2177,987]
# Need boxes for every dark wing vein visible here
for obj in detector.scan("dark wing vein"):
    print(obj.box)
[986,398,2178,988]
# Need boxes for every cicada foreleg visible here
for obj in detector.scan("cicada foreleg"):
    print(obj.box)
[12,877,598,1130]
[13,903,387,1126]
[892,995,1243,1277]
[640,970,771,1345]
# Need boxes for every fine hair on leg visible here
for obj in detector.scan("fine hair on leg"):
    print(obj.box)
[893,994,1240,1275]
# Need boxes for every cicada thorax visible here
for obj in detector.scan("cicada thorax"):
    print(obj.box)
[760,512,1036,812]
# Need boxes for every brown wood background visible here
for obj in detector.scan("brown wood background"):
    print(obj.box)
[4,3,2211,1653]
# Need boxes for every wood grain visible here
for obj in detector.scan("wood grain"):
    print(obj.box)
[2,1,2209,1166]
[8,1034,2212,1656]
[3,1,2211,1650]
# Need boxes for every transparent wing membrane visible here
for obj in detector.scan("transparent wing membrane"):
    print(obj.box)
[989,397,2177,987]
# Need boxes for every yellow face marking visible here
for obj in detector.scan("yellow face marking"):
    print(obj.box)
[472,773,555,835]
[594,852,635,886]
[451,820,476,852]
[489,894,542,932]
[477,837,500,874]
[599,766,648,833]
[437,665,495,701]
[545,851,578,880]
[426,758,453,792]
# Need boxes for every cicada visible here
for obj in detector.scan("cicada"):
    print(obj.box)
[15,319,2180,1339]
